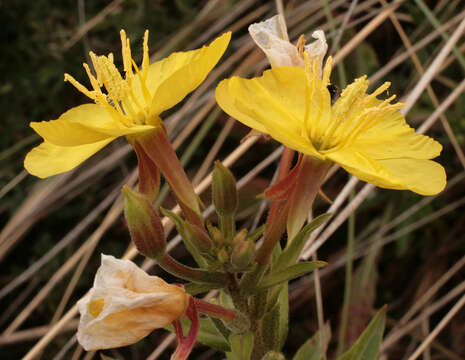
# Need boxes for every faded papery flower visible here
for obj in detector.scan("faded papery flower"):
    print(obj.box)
[77,255,189,351]
[248,14,327,69]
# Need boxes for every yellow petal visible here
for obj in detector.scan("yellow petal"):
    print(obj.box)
[24,138,114,178]
[216,66,320,158]
[353,111,442,160]
[378,158,446,195]
[328,150,446,195]
[146,32,231,115]
[30,104,154,147]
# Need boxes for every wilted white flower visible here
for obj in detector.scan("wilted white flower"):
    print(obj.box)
[248,14,327,70]
[77,254,189,350]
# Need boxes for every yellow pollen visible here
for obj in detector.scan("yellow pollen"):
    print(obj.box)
[88,298,105,318]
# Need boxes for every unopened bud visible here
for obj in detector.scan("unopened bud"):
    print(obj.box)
[212,161,238,217]
[217,247,229,264]
[122,185,166,259]
[231,238,255,270]
[207,223,224,246]
[184,222,213,254]
[233,228,248,246]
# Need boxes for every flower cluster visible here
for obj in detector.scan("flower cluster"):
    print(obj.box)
[24,14,446,360]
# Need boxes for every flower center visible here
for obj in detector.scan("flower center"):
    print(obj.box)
[301,52,403,154]
[64,30,156,127]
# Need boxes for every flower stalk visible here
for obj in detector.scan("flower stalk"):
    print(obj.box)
[133,126,204,227]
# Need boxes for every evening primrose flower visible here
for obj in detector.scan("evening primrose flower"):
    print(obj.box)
[24,30,231,179]
[216,56,446,196]
[77,254,189,351]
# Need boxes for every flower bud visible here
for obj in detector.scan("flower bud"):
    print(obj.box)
[207,223,225,246]
[232,228,248,246]
[231,238,255,271]
[212,161,238,217]
[184,222,213,254]
[217,247,229,264]
[122,185,165,259]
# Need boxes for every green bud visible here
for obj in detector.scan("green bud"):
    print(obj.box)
[217,247,229,264]
[184,222,213,254]
[122,185,165,259]
[261,351,285,360]
[232,228,248,246]
[212,161,238,217]
[207,223,225,246]
[231,239,255,270]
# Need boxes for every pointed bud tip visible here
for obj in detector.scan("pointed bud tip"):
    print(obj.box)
[212,161,238,217]
[123,185,166,259]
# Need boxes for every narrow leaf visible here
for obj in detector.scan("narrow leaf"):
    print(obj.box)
[229,331,254,360]
[278,282,289,350]
[337,306,387,360]
[275,213,331,270]
[293,322,331,360]
[259,261,327,289]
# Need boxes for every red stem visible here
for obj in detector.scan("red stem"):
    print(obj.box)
[193,298,236,322]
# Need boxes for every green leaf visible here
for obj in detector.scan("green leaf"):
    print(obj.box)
[247,224,267,243]
[337,306,387,360]
[229,331,254,360]
[275,213,331,270]
[278,282,289,350]
[259,261,327,289]
[293,322,331,360]
[262,303,280,351]
[184,282,219,296]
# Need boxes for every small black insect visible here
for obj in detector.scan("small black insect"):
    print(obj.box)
[327,84,341,104]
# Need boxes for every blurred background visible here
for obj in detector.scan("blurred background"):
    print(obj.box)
[1,0,465,359]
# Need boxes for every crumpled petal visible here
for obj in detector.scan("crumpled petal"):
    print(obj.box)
[249,15,301,67]
[77,255,189,351]
[248,15,327,69]
[24,138,114,178]
[216,66,320,158]
[353,111,443,160]
[328,149,446,195]
[145,32,230,115]
[30,104,154,147]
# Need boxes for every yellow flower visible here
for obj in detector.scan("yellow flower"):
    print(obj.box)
[216,56,446,196]
[24,30,231,178]
[77,254,189,351]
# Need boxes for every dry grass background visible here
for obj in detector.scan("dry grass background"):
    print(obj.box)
[1,0,465,359]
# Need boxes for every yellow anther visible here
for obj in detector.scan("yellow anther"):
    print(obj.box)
[142,30,149,77]
[64,73,95,99]
[83,63,101,94]
[370,81,390,98]
[296,34,306,58]
[89,52,104,87]
[98,55,129,101]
